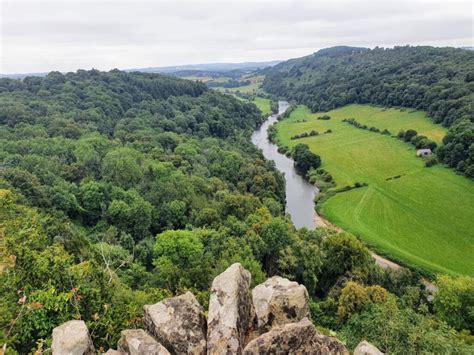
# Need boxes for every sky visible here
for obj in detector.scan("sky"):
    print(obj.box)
[0,0,472,73]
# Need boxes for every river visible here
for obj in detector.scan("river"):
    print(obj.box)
[251,100,319,229]
[250,100,407,273]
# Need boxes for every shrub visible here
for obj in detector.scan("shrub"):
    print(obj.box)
[433,275,474,332]
[317,115,331,120]
[403,129,418,142]
[425,157,438,168]
[292,143,321,174]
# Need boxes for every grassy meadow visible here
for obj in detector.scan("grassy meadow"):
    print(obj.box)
[253,97,272,116]
[214,75,264,94]
[275,104,474,275]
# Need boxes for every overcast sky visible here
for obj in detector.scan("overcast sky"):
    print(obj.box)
[0,0,472,73]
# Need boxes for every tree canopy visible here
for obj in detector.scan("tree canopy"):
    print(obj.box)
[0,69,472,353]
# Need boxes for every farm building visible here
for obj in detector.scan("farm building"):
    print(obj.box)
[416,149,432,157]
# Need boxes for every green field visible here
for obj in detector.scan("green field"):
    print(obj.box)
[276,104,474,275]
[253,97,272,116]
[213,75,264,94]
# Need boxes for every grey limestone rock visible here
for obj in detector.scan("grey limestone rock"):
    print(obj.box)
[207,263,252,355]
[144,291,207,354]
[51,320,95,355]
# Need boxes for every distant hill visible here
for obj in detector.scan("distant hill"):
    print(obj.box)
[0,72,49,79]
[0,60,281,80]
[127,61,281,74]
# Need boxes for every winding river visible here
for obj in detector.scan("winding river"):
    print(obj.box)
[251,101,319,229]
[251,100,406,272]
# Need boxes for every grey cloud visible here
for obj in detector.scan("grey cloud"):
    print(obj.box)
[1,0,472,73]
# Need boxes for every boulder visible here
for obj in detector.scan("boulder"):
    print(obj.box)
[117,329,170,355]
[252,276,310,330]
[207,263,252,355]
[354,340,384,355]
[51,320,95,355]
[104,350,123,355]
[144,291,207,354]
[243,318,348,355]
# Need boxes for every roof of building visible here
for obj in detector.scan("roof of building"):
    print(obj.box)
[416,148,432,155]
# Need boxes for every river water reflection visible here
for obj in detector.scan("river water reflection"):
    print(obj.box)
[251,101,319,229]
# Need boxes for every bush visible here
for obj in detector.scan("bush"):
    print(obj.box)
[341,303,473,353]
[290,130,319,140]
[292,143,321,175]
[317,115,331,120]
[433,275,474,332]
[403,129,418,142]
[425,157,438,167]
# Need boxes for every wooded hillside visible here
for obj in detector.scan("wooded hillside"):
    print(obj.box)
[262,46,474,177]
[0,70,472,354]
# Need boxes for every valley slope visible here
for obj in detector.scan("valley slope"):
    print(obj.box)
[275,104,474,275]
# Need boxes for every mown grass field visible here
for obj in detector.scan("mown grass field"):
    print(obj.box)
[253,97,272,116]
[214,75,264,94]
[276,104,474,275]
[181,75,215,83]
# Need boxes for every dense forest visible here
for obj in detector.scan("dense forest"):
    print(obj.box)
[262,46,474,177]
[0,70,473,354]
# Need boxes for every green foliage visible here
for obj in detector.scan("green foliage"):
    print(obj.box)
[0,70,286,352]
[292,143,321,175]
[278,229,324,294]
[425,156,438,167]
[154,230,209,291]
[259,217,294,275]
[102,148,143,189]
[437,121,474,178]
[319,233,372,293]
[433,275,474,332]
[340,303,473,354]
[403,129,418,142]
[337,281,390,319]
[106,189,153,241]
[0,69,472,352]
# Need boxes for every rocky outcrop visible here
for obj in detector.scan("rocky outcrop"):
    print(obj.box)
[117,329,170,355]
[104,350,123,355]
[354,340,384,355]
[207,263,252,354]
[51,320,95,355]
[51,263,351,354]
[144,291,207,354]
[252,276,310,330]
[243,318,348,355]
